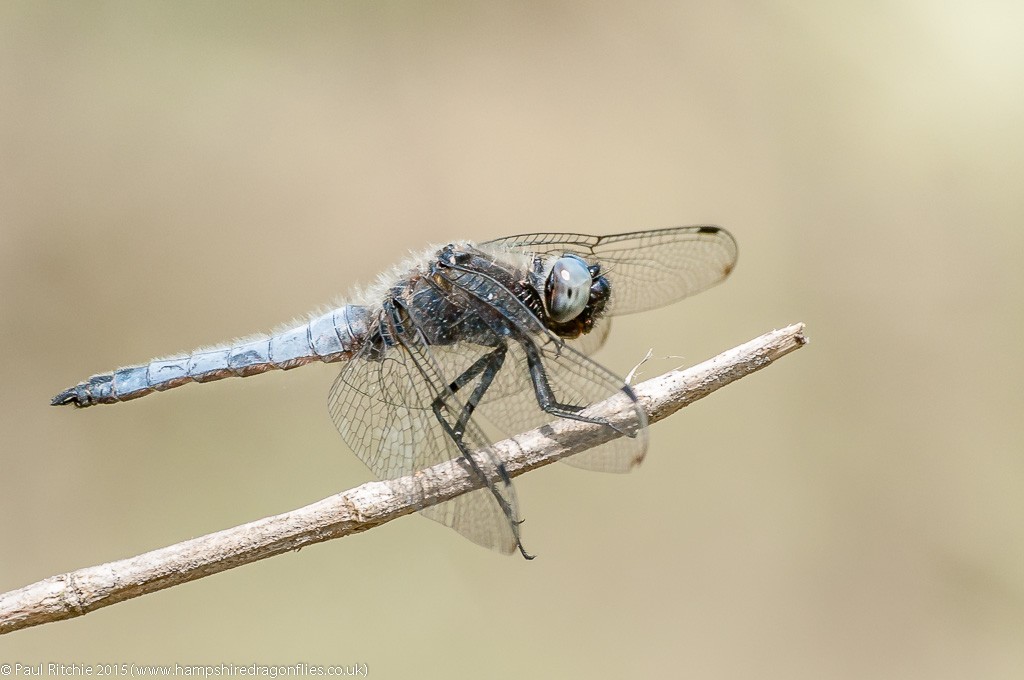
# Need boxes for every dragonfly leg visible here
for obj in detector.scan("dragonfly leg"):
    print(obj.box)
[429,344,534,559]
[518,337,637,437]
[444,345,508,451]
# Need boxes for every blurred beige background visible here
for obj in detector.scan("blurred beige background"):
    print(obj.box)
[2,1,1022,677]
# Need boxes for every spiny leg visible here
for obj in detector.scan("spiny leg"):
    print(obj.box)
[445,346,508,453]
[518,336,636,437]
[429,344,533,559]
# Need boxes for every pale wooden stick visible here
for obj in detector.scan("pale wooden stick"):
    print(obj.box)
[0,323,807,635]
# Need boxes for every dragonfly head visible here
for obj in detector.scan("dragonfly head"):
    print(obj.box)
[541,254,610,337]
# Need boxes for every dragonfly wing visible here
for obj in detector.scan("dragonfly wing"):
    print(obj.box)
[483,225,738,316]
[328,317,523,555]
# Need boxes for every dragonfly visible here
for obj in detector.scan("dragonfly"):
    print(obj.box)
[53,226,737,558]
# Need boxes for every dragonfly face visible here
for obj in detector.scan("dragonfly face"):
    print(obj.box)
[54,226,738,559]
[540,255,610,339]
[543,253,595,323]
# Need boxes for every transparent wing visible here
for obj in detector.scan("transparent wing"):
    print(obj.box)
[483,225,738,316]
[328,316,523,555]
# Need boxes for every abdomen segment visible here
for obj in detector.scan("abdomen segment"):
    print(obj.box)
[51,305,369,407]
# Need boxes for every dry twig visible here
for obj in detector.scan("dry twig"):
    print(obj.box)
[0,323,807,635]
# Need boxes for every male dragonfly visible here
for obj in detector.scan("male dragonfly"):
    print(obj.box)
[53,226,738,558]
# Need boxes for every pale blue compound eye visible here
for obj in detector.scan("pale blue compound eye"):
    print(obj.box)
[546,255,592,322]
